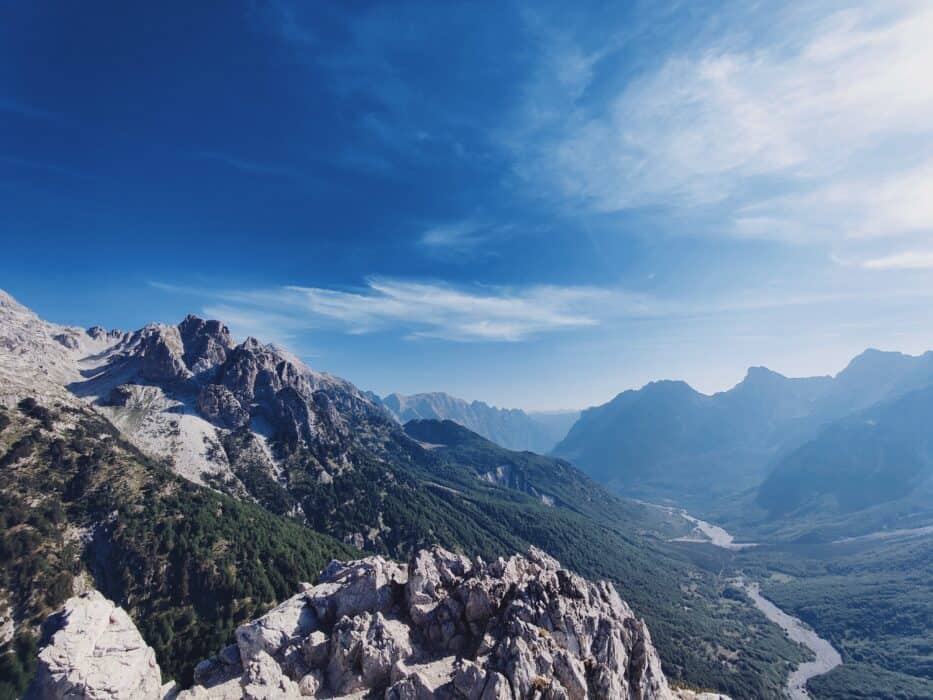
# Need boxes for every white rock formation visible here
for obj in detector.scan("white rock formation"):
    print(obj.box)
[177,546,701,699]
[31,591,164,700]
[33,551,728,700]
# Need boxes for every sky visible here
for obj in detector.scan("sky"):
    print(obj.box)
[3,0,933,410]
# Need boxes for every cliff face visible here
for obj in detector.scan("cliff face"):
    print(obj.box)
[31,548,727,700]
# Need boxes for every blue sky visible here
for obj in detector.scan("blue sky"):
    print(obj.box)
[3,0,933,410]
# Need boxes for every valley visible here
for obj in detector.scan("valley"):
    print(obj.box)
[663,507,842,698]
[662,506,933,699]
[735,581,841,700]
[550,346,933,698]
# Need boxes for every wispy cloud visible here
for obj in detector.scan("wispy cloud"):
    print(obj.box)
[418,221,513,257]
[276,280,603,342]
[514,1,933,244]
[194,152,296,177]
[862,250,933,270]
[152,274,933,347]
[734,159,933,242]
[153,278,604,342]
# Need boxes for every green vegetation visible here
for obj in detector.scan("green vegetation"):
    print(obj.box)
[734,536,933,699]
[0,400,354,696]
[1,401,813,698]
[388,421,811,697]
[809,663,933,700]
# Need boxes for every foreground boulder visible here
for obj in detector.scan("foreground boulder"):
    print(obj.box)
[179,547,684,699]
[30,591,164,700]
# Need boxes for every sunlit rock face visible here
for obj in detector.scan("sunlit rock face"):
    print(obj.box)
[177,546,683,699]
[34,549,730,699]
[31,591,164,700]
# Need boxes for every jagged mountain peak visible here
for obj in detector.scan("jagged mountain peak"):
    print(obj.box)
[177,314,235,376]
[0,290,394,489]
[374,390,576,453]
[742,365,785,382]
[240,336,264,351]
[639,378,700,397]
[836,346,914,379]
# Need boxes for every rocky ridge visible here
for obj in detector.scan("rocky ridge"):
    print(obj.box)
[30,591,167,700]
[375,392,577,455]
[0,288,399,492]
[32,548,727,700]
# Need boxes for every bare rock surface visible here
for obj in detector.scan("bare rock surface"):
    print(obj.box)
[32,551,727,700]
[29,591,163,700]
[177,546,692,699]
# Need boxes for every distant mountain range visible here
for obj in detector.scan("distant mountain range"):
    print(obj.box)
[553,350,933,538]
[756,382,933,538]
[371,390,578,454]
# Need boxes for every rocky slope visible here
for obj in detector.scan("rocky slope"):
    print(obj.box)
[375,392,577,454]
[32,548,727,700]
[0,391,354,695]
[0,287,403,504]
[755,383,933,535]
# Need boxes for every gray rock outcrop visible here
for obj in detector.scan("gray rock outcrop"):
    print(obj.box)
[30,591,164,700]
[32,550,725,700]
[178,546,685,699]
[178,315,235,376]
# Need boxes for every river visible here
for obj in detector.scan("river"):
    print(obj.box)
[736,580,842,699]
[667,508,842,698]
[671,510,758,550]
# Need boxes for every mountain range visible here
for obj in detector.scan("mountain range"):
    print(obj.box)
[372,391,578,454]
[553,349,933,539]
[0,289,806,699]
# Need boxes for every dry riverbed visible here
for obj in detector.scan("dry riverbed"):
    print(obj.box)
[661,505,843,697]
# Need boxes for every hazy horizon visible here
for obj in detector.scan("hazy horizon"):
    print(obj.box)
[5,283,932,412]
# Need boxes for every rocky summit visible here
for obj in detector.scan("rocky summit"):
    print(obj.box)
[30,547,727,700]
[30,591,166,700]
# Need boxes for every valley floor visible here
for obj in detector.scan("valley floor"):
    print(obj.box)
[665,506,933,700]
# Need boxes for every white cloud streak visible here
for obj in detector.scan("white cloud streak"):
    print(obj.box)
[281,280,604,341]
[153,276,933,346]
[862,250,933,270]
[516,1,933,244]
[154,279,606,342]
[417,221,515,257]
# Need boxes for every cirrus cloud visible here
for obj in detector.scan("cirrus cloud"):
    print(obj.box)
[152,279,607,343]
[514,1,933,245]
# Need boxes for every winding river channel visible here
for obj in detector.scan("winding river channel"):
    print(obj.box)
[670,509,842,699]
